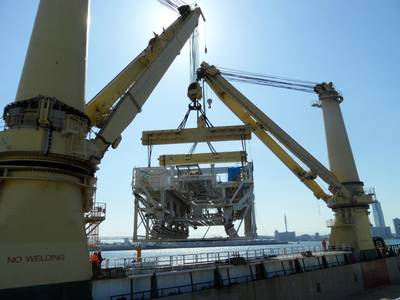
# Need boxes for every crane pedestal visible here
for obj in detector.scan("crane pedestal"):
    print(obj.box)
[0,166,93,298]
[316,83,374,251]
[329,206,374,252]
[0,0,94,297]
[0,97,96,297]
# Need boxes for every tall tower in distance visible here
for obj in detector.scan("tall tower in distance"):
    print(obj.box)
[371,190,386,227]
[284,214,288,232]
[393,218,400,237]
[370,189,392,238]
[372,201,386,227]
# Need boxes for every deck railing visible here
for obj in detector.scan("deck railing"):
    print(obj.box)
[105,244,400,299]
[103,244,352,271]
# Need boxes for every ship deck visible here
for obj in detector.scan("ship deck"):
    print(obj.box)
[346,284,400,299]
[91,244,400,300]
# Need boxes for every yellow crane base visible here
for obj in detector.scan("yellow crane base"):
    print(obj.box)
[329,206,374,251]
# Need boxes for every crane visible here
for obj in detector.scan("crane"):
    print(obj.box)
[191,62,374,252]
[0,1,203,297]
[86,5,205,163]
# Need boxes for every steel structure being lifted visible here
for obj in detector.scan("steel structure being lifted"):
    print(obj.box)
[132,159,256,240]
[135,118,256,240]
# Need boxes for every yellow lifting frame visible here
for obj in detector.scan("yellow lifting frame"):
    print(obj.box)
[159,151,247,166]
[142,125,251,145]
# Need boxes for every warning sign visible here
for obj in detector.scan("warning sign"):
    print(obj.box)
[7,254,65,264]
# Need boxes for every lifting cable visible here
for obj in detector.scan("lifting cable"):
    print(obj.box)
[189,28,200,83]
[177,104,217,155]
[147,135,153,167]
[156,0,187,13]
[219,67,318,93]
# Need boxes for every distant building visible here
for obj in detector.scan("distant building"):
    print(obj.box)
[370,193,391,238]
[372,200,386,227]
[394,218,400,237]
[275,214,296,242]
[274,230,296,242]
[257,235,274,240]
[298,234,312,241]
[314,232,321,241]
[371,226,392,239]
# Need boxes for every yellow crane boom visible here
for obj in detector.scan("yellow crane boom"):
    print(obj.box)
[85,6,204,127]
[195,62,340,202]
[195,62,374,251]
[86,6,204,161]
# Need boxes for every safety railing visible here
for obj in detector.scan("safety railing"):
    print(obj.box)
[109,254,353,300]
[107,244,400,299]
[103,244,352,271]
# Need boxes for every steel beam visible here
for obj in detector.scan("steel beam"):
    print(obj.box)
[159,151,247,166]
[142,125,251,145]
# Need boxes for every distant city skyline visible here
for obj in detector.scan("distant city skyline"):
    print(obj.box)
[100,195,397,239]
[372,193,386,228]
[370,193,394,239]
[393,219,400,237]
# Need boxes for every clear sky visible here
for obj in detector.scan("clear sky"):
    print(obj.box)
[0,0,399,238]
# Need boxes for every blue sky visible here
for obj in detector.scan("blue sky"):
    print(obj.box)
[0,0,399,237]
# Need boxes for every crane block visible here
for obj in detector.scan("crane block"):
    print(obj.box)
[141,125,251,145]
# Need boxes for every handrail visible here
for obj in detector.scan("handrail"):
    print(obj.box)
[106,244,400,300]
[103,244,352,270]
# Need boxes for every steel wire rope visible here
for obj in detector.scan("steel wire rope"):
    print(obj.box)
[222,73,316,93]
[156,0,187,12]
[223,73,315,90]
[219,67,318,85]
[219,67,318,93]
